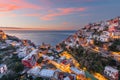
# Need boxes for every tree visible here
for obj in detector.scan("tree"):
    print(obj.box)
[109,39,120,52]
[94,39,103,47]
[68,45,113,73]
[13,62,24,73]
[37,57,43,64]
[0,73,19,80]
[0,75,8,80]
[34,77,44,80]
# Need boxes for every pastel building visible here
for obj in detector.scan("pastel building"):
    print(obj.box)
[0,64,7,74]
[22,49,39,67]
[0,30,7,40]
[104,66,119,80]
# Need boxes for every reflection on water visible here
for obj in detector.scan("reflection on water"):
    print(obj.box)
[4,30,76,46]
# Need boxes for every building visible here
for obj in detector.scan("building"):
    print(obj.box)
[18,46,29,58]
[0,30,7,40]
[99,35,109,42]
[110,31,120,39]
[111,52,120,62]
[27,67,56,78]
[6,40,22,47]
[22,49,39,67]
[27,67,60,79]
[55,72,76,80]
[27,67,76,80]
[104,66,119,80]
[0,64,7,74]
[56,44,63,53]
[18,46,34,58]
[70,67,85,75]
[97,31,110,42]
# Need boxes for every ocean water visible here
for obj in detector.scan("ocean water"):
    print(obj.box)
[4,30,76,46]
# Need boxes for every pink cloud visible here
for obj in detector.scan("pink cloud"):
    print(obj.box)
[0,4,20,12]
[10,0,41,9]
[58,7,86,14]
[40,7,87,20]
[21,13,41,17]
[0,0,41,12]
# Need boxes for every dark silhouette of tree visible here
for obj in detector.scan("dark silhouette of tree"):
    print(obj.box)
[13,62,24,73]
[34,77,44,80]
[37,57,43,64]
[109,39,120,52]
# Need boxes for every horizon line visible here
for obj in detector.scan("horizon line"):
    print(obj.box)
[0,27,78,31]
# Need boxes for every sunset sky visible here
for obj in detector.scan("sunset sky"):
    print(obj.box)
[0,0,120,30]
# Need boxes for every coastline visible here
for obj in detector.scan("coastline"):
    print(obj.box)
[0,16,120,80]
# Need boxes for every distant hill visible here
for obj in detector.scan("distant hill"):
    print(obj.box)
[0,27,38,30]
[0,27,22,30]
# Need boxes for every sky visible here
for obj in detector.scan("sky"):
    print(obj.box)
[0,0,120,30]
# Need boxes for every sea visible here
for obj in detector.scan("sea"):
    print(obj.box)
[4,30,76,46]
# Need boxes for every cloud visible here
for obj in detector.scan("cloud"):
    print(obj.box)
[0,4,20,12]
[0,0,41,12]
[40,7,87,20]
[10,0,41,9]
[21,13,41,17]
[58,7,86,14]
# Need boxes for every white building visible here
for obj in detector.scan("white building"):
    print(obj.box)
[70,67,85,75]
[18,46,28,58]
[104,66,119,80]
[0,64,7,74]
[27,66,41,76]
[41,54,54,60]
[0,43,9,49]
[39,69,56,78]
[6,40,22,47]
[99,35,109,42]
[27,67,56,78]
[18,46,34,58]
[111,31,120,39]
[99,31,110,42]
[22,49,39,67]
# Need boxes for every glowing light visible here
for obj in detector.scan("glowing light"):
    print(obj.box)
[93,73,107,80]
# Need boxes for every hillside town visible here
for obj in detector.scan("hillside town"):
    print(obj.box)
[0,17,120,80]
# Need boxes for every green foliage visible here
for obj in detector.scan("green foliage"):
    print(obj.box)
[11,55,21,62]
[37,57,43,64]
[0,45,16,51]
[59,42,67,50]
[0,75,8,80]
[46,53,53,56]
[0,73,19,80]
[68,46,113,73]
[12,62,24,73]
[7,35,20,42]
[34,77,44,80]
[94,39,103,47]
[109,39,120,52]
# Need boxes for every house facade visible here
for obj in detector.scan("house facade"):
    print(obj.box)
[104,66,119,80]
